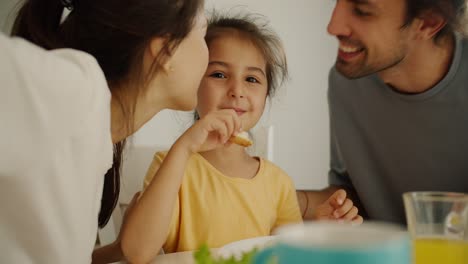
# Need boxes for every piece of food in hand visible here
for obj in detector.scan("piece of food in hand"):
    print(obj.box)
[229,131,253,147]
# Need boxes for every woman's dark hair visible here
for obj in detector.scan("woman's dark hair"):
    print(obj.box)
[403,0,467,42]
[11,0,204,228]
[205,11,289,98]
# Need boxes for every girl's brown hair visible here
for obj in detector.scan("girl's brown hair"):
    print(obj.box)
[11,0,204,227]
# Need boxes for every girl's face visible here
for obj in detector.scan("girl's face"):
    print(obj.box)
[197,33,268,131]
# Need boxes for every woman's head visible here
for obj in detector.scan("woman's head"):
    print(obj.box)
[12,0,207,115]
[197,12,288,131]
[12,0,206,227]
[152,13,208,112]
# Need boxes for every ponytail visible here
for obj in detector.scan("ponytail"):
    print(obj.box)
[11,0,66,49]
[99,141,124,228]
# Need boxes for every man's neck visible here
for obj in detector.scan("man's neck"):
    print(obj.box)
[378,34,455,94]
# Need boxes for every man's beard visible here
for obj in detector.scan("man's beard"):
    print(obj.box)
[335,50,406,80]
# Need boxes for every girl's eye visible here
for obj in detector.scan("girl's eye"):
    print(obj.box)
[246,77,259,83]
[210,72,226,79]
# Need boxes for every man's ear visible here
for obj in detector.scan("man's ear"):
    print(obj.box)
[415,9,447,40]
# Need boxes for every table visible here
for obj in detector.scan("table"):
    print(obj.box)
[150,249,219,264]
[150,251,195,264]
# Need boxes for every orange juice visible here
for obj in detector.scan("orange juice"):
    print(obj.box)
[414,238,468,264]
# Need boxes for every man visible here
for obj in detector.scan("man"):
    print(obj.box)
[298,0,468,224]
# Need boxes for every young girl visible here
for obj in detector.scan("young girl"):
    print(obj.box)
[0,0,207,263]
[121,12,362,263]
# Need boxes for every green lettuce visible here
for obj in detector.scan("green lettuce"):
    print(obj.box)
[193,244,258,264]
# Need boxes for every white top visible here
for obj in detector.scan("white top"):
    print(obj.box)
[0,33,113,263]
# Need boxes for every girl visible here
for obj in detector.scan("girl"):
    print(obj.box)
[0,0,207,263]
[121,12,362,263]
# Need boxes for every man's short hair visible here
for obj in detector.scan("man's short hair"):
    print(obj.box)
[404,0,467,42]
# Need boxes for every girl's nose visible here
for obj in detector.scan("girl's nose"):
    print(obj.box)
[228,80,245,98]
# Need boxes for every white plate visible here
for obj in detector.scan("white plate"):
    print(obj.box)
[216,236,276,259]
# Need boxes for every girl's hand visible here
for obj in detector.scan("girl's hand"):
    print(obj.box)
[176,109,242,154]
[313,189,363,225]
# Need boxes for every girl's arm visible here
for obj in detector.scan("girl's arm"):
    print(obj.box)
[121,142,190,264]
[92,191,140,264]
[120,110,241,264]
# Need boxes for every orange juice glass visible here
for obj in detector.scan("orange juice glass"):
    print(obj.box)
[403,192,468,264]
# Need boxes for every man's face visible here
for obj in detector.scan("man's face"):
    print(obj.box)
[327,0,414,79]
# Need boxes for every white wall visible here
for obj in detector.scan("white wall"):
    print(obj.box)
[0,0,18,33]
[0,0,338,190]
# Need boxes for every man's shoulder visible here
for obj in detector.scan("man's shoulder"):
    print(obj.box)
[461,36,468,58]
[462,35,468,47]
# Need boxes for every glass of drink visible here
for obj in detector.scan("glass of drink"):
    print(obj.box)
[403,192,468,264]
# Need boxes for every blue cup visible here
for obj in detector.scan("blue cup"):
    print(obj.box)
[254,222,410,264]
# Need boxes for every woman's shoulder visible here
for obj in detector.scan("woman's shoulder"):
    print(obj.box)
[1,34,110,118]
[1,34,111,142]
[2,34,103,80]
[2,34,108,100]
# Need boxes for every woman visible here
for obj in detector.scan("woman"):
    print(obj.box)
[0,0,207,263]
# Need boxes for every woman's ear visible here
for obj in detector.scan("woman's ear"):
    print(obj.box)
[149,37,166,58]
[148,37,173,74]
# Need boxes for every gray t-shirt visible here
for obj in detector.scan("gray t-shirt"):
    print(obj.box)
[328,35,468,224]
